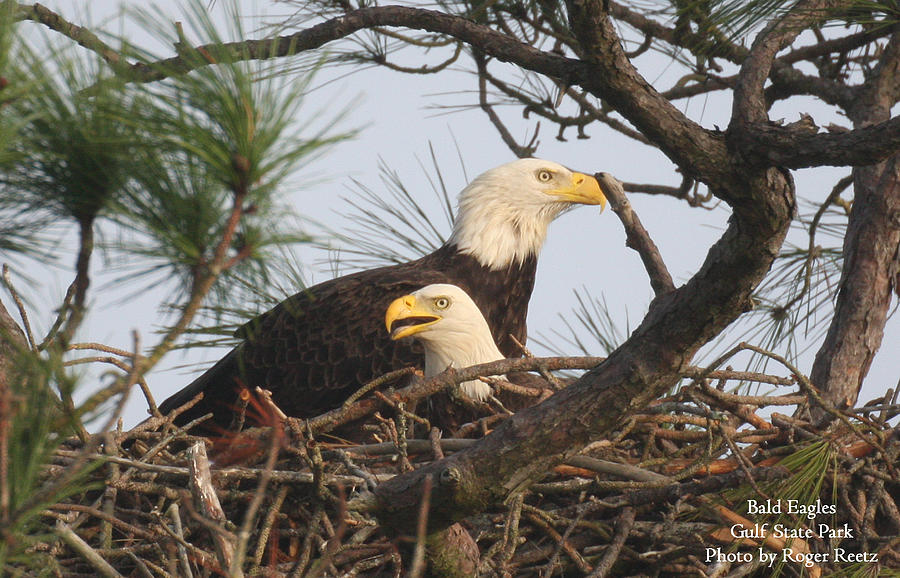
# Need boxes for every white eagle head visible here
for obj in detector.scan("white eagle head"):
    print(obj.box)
[385,283,504,401]
[449,158,607,270]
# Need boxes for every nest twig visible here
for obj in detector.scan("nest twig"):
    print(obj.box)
[13,362,900,577]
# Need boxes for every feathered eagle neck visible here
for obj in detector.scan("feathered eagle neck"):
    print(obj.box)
[423,330,503,401]
[393,284,505,401]
[448,158,586,271]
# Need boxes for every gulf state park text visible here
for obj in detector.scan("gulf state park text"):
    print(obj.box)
[705,499,879,569]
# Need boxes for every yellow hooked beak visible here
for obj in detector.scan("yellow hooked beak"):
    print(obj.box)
[549,172,607,211]
[385,294,442,340]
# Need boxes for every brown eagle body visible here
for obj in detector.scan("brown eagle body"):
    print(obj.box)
[159,246,536,427]
[158,159,606,429]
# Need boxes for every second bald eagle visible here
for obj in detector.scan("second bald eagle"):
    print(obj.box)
[159,158,606,428]
[386,283,505,402]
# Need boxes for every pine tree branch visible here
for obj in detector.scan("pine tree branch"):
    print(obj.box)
[599,173,674,297]
[733,0,848,126]
[17,3,125,70]
[737,116,900,168]
[116,7,577,86]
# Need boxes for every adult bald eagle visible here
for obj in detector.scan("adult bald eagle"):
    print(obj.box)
[159,158,606,429]
[385,283,557,433]
[385,283,504,402]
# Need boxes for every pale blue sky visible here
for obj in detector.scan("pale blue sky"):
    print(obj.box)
[16,1,898,428]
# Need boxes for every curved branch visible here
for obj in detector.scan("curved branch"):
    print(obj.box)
[740,115,900,168]
[564,1,728,185]
[563,87,653,145]
[732,0,848,125]
[599,173,674,297]
[112,6,578,85]
[622,175,704,205]
[661,74,735,101]
[474,52,538,158]
[780,174,853,313]
[477,64,598,135]
[360,40,463,74]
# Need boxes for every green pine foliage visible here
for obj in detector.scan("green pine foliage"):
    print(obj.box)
[0,345,103,570]
[0,1,353,571]
[109,0,354,317]
[314,146,457,272]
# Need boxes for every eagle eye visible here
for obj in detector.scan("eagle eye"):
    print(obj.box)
[536,169,554,183]
[434,296,450,310]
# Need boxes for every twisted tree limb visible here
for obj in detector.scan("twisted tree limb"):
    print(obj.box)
[370,0,798,538]
[809,28,900,419]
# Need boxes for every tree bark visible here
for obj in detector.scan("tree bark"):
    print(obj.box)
[0,299,27,390]
[373,167,794,536]
[372,0,805,538]
[809,29,900,419]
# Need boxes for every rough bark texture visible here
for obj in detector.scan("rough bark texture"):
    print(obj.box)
[0,299,27,392]
[373,0,801,537]
[810,29,900,418]
[810,156,900,415]
[12,1,900,574]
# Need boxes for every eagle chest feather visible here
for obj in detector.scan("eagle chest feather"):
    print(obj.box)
[156,158,605,431]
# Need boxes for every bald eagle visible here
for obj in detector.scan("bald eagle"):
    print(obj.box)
[385,283,504,402]
[385,283,557,433]
[159,158,606,429]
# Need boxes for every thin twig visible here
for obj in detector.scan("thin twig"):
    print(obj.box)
[475,51,538,158]
[343,366,418,406]
[67,342,135,357]
[55,519,124,578]
[598,172,674,297]
[780,174,853,312]
[252,485,289,569]
[1,264,36,350]
[305,485,349,578]
[499,492,525,571]
[166,503,194,578]
[587,507,635,578]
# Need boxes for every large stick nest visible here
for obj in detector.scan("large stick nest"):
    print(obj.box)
[27,363,900,577]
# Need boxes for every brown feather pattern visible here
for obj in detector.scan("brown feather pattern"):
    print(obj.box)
[158,244,537,429]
